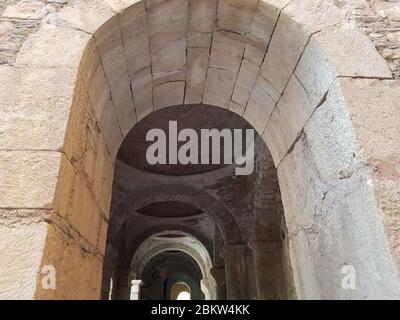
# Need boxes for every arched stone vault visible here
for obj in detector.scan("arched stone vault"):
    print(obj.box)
[109,184,244,244]
[0,0,399,300]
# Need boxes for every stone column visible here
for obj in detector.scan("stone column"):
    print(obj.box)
[130,280,144,300]
[250,240,285,300]
[115,269,131,300]
[210,267,227,300]
[221,244,250,300]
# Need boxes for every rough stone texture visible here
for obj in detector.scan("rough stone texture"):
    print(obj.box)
[0,151,62,209]
[0,66,76,150]
[35,224,103,300]
[339,78,400,267]
[1,0,400,300]
[277,79,400,299]
[260,12,309,94]
[0,212,48,300]
[263,74,313,165]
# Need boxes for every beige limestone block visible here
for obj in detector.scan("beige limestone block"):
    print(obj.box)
[131,67,153,121]
[311,27,392,79]
[154,81,185,110]
[338,78,400,266]
[104,0,142,12]
[54,155,77,220]
[203,68,236,108]
[277,80,400,299]
[261,0,292,10]
[188,32,212,48]
[232,59,259,107]
[16,26,90,68]
[93,133,114,216]
[185,48,209,104]
[151,37,187,75]
[36,224,103,299]
[210,31,245,74]
[79,39,110,124]
[263,74,313,165]
[293,36,336,108]
[94,17,136,137]
[97,218,109,255]
[153,70,186,86]
[0,151,62,209]
[0,66,76,151]
[244,0,280,66]
[217,0,258,34]
[63,77,93,163]
[108,72,137,137]
[99,100,123,160]
[295,27,391,110]
[2,0,46,20]
[261,13,309,94]
[229,101,245,116]
[189,0,218,32]
[147,0,188,74]
[0,216,47,300]
[119,2,151,75]
[243,81,276,135]
[283,0,346,34]
[69,174,101,246]
[48,0,113,34]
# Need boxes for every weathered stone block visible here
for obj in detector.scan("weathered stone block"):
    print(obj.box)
[185,48,209,104]
[0,151,62,208]
[203,68,236,108]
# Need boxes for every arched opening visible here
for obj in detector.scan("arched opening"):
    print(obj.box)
[171,282,191,300]
[1,0,398,300]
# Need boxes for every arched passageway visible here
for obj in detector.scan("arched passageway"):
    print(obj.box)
[0,0,399,300]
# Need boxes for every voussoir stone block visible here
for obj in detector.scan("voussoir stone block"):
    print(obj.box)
[99,100,123,160]
[189,0,218,32]
[154,81,185,110]
[210,31,245,74]
[263,74,313,166]
[243,78,276,135]
[79,39,110,124]
[185,48,209,104]
[261,12,309,94]
[203,68,236,108]
[119,1,151,76]
[94,17,136,137]
[147,0,188,74]
[130,67,154,121]
[244,0,280,66]
[217,0,258,34]
[232,59,260,107]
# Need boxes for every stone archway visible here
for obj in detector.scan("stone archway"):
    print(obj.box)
[128,231,217,300]
[0,0,399,300]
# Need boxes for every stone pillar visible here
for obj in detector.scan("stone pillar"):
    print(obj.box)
[210,267,227,300]
[221,244,250,300]
[250,240,285,300]
[116,269,131,300]
[130,280,144,300]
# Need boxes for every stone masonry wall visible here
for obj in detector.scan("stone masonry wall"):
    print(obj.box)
[1,0,399,78]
